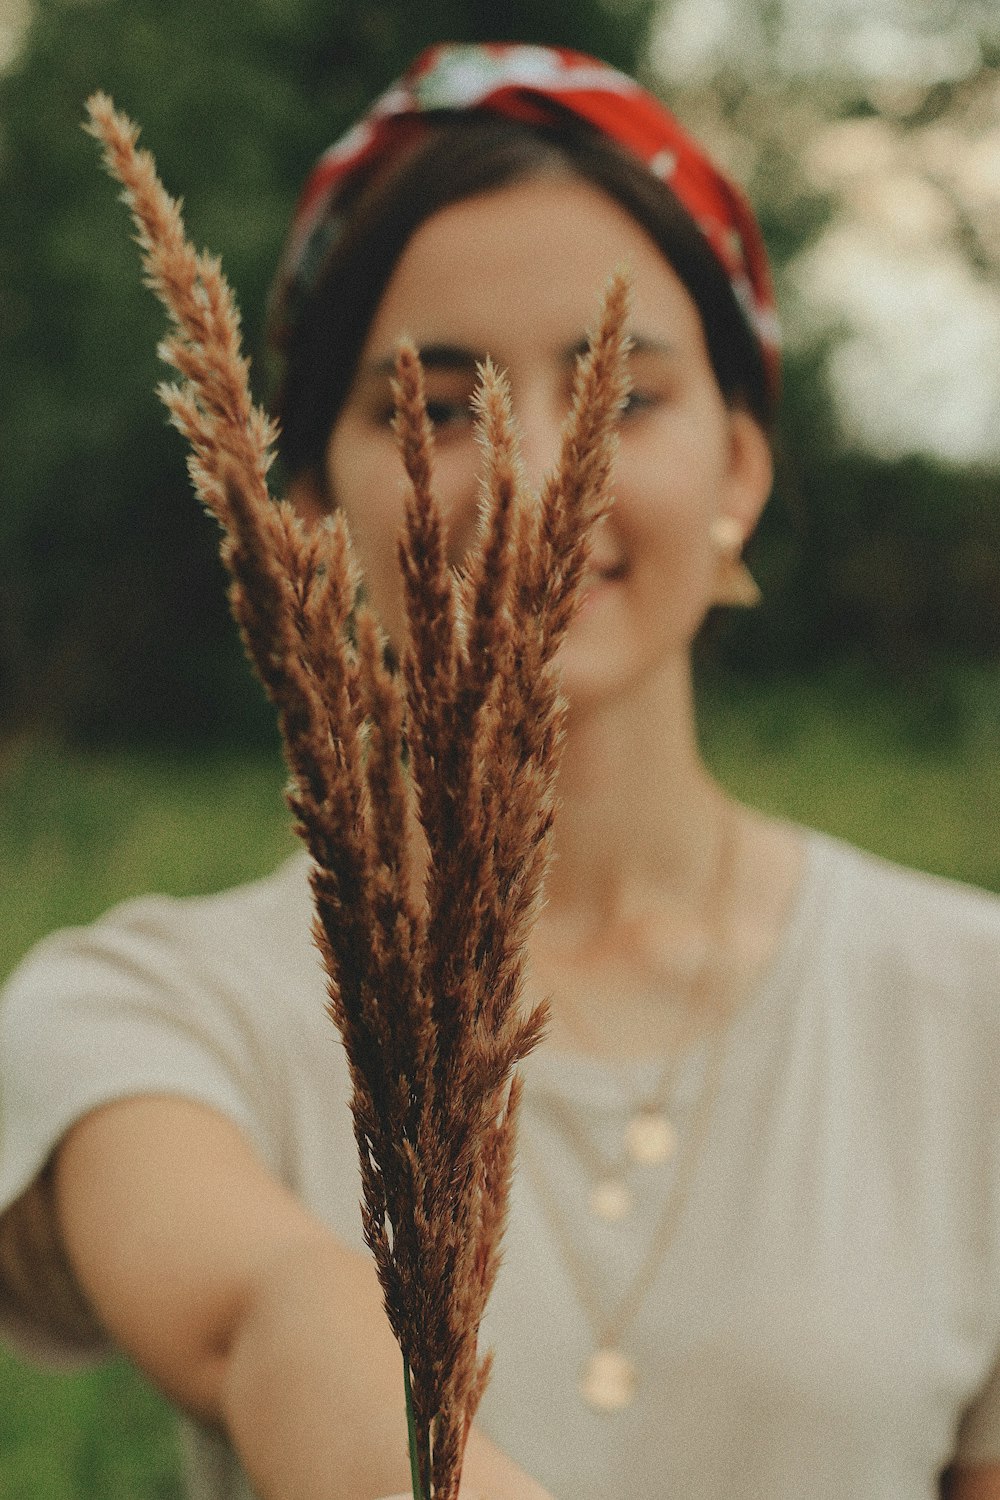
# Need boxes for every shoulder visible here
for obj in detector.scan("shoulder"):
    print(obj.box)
[94,846,314,949]
[2,851,318,1010]
[0,853,325,1209]
[795,826,1000,1055]
[807,827,1000,970]
[0,852,323,1124]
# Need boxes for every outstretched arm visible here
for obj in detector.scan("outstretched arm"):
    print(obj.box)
[51,1094,553,1500]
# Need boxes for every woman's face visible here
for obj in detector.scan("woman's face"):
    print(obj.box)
[318,174,772,709]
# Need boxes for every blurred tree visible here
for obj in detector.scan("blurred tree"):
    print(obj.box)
[0,0,655,745]
[646,2,1000,686]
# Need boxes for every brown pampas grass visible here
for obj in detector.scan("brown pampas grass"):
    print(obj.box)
[85,92,631,1500]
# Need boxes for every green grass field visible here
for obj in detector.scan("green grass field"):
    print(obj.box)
[1,664,997,1497]
[700,662,1000,894]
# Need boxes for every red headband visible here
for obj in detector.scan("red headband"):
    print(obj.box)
[275,43,780,398]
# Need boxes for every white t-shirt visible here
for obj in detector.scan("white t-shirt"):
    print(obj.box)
[2,828,1000,1499]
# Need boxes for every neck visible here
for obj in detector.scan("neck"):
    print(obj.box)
[543,655,725,933]
[529,654,808,1060]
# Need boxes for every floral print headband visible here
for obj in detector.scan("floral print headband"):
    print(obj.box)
[273,42,781,396]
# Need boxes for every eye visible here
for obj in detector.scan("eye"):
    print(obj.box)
[621,389,660,419]
[369,397,473,432]
[425,398,474,431]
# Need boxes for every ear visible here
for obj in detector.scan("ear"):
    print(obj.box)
[720,409,773,540]
[287,468,332,528]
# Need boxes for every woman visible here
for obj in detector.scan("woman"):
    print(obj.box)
[2,41,1000,1500]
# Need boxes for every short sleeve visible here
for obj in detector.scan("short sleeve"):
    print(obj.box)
[0,860,316,1363]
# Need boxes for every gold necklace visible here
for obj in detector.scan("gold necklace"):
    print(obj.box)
[533,803,737,1225]
[521,804,739,1411]
[522,1030,728,1411]
[531,1056,681,1223]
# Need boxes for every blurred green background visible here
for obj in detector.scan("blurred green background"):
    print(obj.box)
[1,0,999,748]
[1,0,999,1493]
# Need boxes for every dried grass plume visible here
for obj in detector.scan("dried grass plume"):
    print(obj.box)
[85,90,631,1500]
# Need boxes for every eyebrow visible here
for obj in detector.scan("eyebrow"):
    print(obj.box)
[365,333,677,379]
[566,334,676,362]
[367,344,481,378]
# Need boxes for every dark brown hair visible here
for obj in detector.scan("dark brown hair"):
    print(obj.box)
[271,113,772,484]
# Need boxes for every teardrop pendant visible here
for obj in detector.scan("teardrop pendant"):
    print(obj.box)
[580,1347,637,1411]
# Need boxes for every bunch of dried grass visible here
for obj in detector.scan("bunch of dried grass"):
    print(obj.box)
[85,92,630,1500]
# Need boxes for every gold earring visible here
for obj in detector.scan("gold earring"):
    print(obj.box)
[709,516,761,608]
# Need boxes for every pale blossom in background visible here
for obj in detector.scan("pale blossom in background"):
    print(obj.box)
[651,0,993,86]
[651,0,1000,467]
[0,0,28,69]
[792,221,1000,464]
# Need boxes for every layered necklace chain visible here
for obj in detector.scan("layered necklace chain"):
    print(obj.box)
[535,1045,681,1226]
[521,803,739,1414]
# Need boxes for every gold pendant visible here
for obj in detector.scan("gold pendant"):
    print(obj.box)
[588,1178,632,1222]
[626,1111,677,1165]
[580,1347,637,1411]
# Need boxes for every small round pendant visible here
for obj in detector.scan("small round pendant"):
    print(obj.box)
[588,1178,633,1222]
[626,1111,677,1165]
[580,1347,637,1411]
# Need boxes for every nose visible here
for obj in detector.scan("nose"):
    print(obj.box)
[512,388,566,496]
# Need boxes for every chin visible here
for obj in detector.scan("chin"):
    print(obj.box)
[556,618,692,715]
[557,647,649,713]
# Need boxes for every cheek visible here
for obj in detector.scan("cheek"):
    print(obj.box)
[377,444,486,578]
[325,426,410,627]
[612,415,733,636]
[414,435,485,566]
[617,428,724,564]
[324,421,485,639]
[327,428,402,547]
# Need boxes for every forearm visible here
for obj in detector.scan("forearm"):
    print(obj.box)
[52,1098,548,1498]
[220,1235,552,1500]
[220,1233,409,1500]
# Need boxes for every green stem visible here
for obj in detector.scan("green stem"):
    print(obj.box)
[403,1355,428,1500]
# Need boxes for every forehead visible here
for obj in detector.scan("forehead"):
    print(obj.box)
[358,174,704,366]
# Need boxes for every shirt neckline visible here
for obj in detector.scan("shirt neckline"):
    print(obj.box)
[521,822,832,1108]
